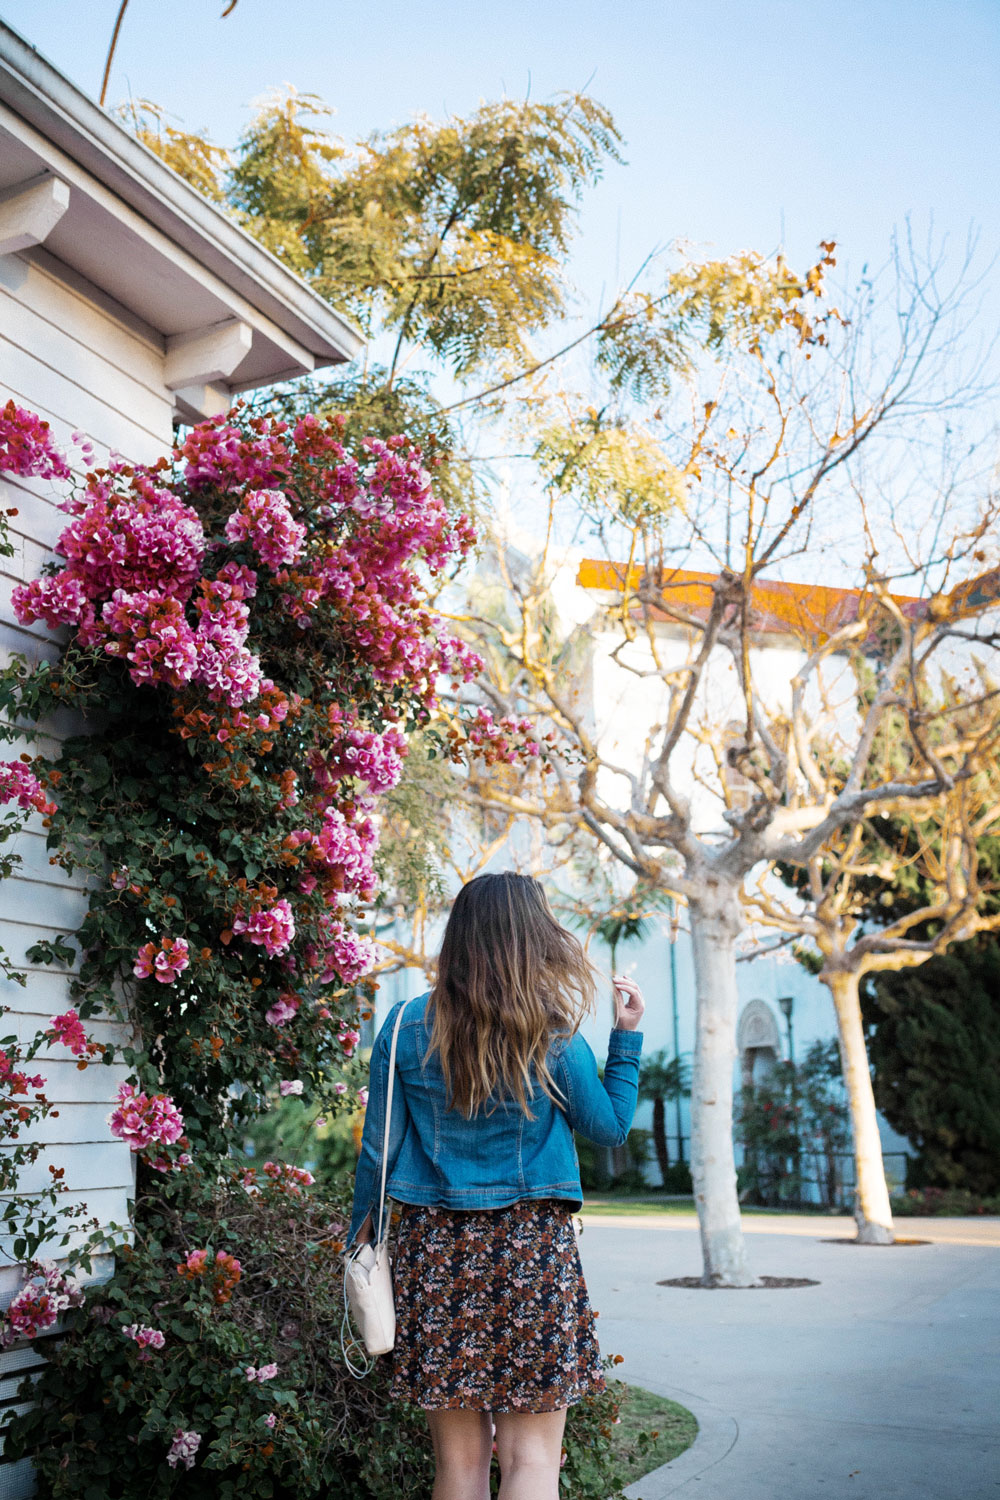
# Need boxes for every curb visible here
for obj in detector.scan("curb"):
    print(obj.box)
[622,1384,738,1499]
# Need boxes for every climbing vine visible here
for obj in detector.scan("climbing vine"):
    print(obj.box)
[0,404,634,1497]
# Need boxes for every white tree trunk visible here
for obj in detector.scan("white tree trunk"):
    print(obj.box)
[688,884,755,1285]
[825,969,895,1245]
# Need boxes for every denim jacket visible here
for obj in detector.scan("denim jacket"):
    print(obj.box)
[346,992,643,1247]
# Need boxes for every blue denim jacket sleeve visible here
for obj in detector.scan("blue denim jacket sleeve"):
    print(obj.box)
[554,1027,643,1147]
[346,1000,410,1248]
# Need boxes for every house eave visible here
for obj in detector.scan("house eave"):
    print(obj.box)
[0,21,363,380]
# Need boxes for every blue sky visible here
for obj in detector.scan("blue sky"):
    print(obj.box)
[5,0,999,309]
[5,0,998,576]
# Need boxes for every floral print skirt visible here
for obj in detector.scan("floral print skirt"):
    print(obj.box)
[389,1197,605,1412]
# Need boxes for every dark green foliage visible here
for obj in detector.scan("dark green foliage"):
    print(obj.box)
[637,1050,690,1186]
[864,942,1000,1195]
[891,1185,1000,1216]
[5,1164,645,1500]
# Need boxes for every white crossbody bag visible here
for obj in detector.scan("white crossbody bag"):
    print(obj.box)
[340,999,409,1377]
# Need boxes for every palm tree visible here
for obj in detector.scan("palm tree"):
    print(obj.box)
[593,893,670,1020]
[639,1050,691,1186]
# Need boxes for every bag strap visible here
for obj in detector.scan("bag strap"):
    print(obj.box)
[374,999,409,1246]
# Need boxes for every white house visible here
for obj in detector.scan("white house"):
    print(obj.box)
[375,545,919,1196]
[0,22,360,1489]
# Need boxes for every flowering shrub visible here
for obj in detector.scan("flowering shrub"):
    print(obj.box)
[0,407,516,1154]
[0,406,562,1496]
[892,1185,1000,1216]
[4,1168,638,1500]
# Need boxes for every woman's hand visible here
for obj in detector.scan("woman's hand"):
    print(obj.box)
[612,975,645,1032]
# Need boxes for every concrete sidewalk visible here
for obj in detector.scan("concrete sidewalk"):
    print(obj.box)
[577,1215,1000,1500]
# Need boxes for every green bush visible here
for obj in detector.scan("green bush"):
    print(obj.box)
[5,1164,643,1499]
[659,1161,693,1194]
[891,1186,1000,1217]
[866,942,1000,1196]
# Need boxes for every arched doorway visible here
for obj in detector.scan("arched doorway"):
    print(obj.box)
[737,999,782,1087]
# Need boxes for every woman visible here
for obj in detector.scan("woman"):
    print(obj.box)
[346,872,644,1500]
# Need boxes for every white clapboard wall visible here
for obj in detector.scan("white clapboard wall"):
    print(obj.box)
[0,244,174,1494]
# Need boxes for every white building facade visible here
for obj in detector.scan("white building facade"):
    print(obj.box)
[374,548,916,1194]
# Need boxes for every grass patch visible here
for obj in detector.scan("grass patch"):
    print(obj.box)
[582,1195,843,1217]
[583,1196,698,1216]
[611,1380,698,1485]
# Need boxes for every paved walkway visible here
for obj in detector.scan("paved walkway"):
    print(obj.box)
[577,1214,1000,1500]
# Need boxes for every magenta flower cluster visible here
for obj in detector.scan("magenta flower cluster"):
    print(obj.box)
[225,488,305,569]
[1,1261,83,1347]
[0,401,71,481]
[108,1081,185,1154]
[326,926,376,985]
[232,896,295,958]
[122,1323,165,1350]
[48,1009,89,1057]
[467,707,541,763]
[10,473,270,710]
[133,936,190,984]
[0,760,56,817]
[307,804,379,902]
[336,726,406,793]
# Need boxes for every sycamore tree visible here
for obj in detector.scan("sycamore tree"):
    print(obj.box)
[439,239,1000,1284]
[750,724,1000,1242]
[115,81,1000,1276]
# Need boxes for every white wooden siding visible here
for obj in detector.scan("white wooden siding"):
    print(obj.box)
[0,241,173,1335]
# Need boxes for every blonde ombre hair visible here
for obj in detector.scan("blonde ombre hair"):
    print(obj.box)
[427,872,597,1118]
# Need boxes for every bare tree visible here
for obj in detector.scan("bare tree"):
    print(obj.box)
[439,237,1000,1283]
[747,741,1000,1241]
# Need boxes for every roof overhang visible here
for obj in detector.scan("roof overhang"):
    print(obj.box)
[0,22,363,418]
[576,559,1000,644]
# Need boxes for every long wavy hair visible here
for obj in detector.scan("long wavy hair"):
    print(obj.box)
[427,872,597,1118]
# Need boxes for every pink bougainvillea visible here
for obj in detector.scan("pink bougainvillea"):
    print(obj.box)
[304,805,379,902]
[261,1161,314,1192]
[176,1248,242,1303]
[231,894,295,958]
[319,719,407,795]
[122,1323,165,1350]
[1,1261,83,1347]
[133,936,190,984]
[46,1009,102,1061]
[0,1043,45,1098]
[0,401,71,481]
[108,1082,185,1153]
[2,404,529,1189]
[166,1429,201,1471]
[225,488,306,569]
[337,1023,361,1059]
[0,761,56,817]
[465,706,542,765]
[47,1010,87,1057]
[264,994,299,1028]
[326,927,376,985]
